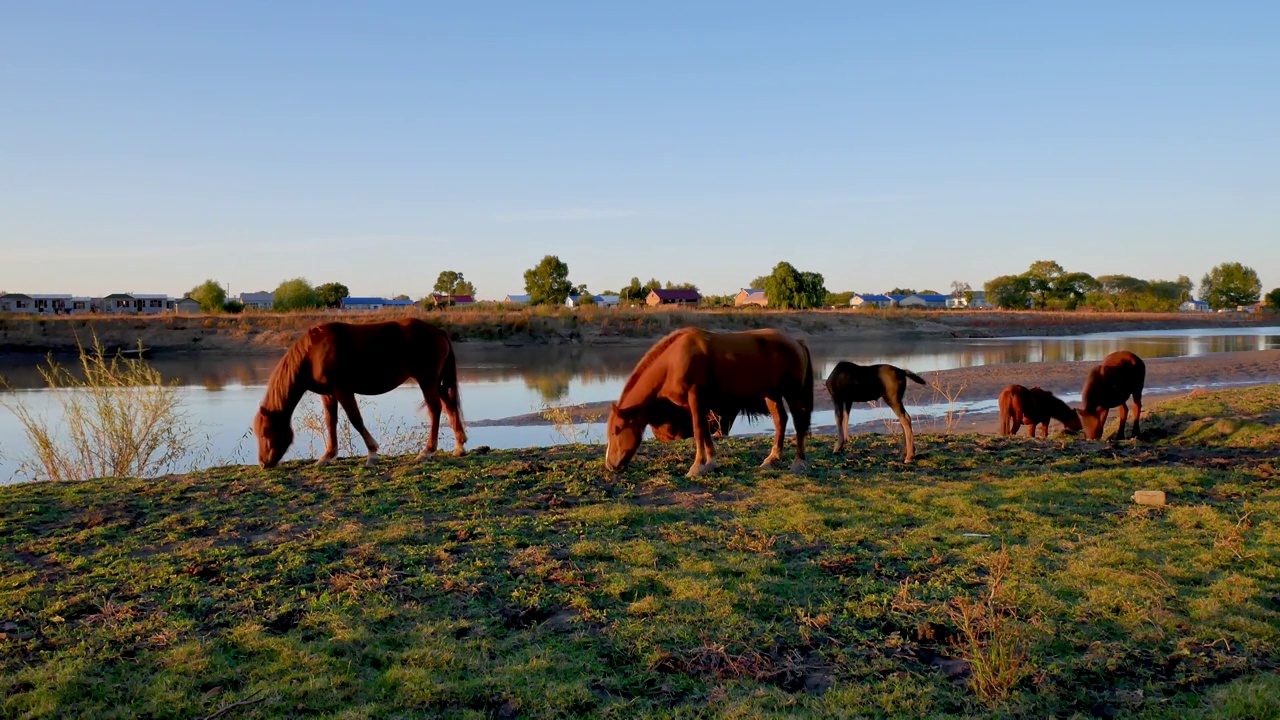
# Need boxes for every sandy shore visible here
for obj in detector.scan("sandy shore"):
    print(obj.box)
[472,349,1280,430]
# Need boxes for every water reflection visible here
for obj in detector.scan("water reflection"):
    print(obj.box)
[3,329,1275,393]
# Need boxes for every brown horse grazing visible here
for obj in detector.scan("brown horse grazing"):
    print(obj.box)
[1077,350,1146,440]
[253,318,466,469]
[825,361,926,463]
[605,327,813,477]
[998,385,1083,437]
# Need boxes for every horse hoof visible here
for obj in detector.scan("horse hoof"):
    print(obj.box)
[452,447,466,457]
[365,455,378,468]
[790,460,806,474]
[760,458,779,469]
[416,450,435,461]
[686,464,707,478]
[832,443,844,454]
[315,457,332,467]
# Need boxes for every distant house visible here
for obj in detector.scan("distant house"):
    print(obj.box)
[341,297,416,311]
[735,288,767,307]
[502,294,531,305]
[0,293,91,315]
[239,291,275,311]
[173,297,203,314]
[0,293,33,313]
[646,289,702,306]
[1179,299,1211,313]
[946,291,993,310]
[848,293,895,309]
[100,293,172,315]
[565,294,619,308]
[898,293,950,310]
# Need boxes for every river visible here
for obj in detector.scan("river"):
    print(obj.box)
[1,326,1278,484]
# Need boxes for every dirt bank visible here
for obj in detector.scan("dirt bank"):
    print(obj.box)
[1,307,1276,359]
[470,349,1280,427]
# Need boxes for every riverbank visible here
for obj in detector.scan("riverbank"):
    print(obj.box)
[1,385,1277,718]
[0,307,1274,357]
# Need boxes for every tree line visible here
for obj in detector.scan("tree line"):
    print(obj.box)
[179,255,1276,314]
[983,260,1265,311]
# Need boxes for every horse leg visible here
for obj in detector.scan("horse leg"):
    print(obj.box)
[336,392,380,466]
[686,389,715,478]
[760,397,788,468]
[885,391,915,463]
[1131,392,1143,440]
[1114,403,1128,441]
[833,400,849,453]
[787,393,809,474]
[417,385,443,460]
[316,394,339,466]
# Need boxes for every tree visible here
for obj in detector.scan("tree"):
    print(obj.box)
[887,288,916,296]
[433,271,476,298]
[273,278,320,311]
[523,255,574,306]
[985,275,1032,309]
[665,281,699,291]
[1022,260,1066,308]
[950,281,971,298]
[1199,262,1261,310]
[187,279,226,313]
[223,299,244,314]
[1266,288,1280,309]
[619,277,645,304]
[825,290,855,307]
[315,282,350,309]
[749,276,770,291]
[762,261,827,310]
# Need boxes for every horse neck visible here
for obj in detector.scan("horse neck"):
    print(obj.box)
[618,361,665,413]
[262,338,313,415]
[1045,398,1075,423]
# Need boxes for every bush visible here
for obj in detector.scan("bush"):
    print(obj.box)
[0,336,205,482]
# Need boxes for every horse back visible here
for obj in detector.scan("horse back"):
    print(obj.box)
[690,329,808,397]
[306,319,447,393]
[1083,351,1146,408]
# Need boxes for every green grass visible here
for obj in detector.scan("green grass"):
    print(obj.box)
[2,387,1278,719]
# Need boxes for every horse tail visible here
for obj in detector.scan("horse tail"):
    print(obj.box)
[438,341,467,445]
[800,339,814,412]
[903,370,927,386]
[997,388,1012,435]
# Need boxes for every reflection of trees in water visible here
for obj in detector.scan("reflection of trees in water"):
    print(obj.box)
[524,372,572,402]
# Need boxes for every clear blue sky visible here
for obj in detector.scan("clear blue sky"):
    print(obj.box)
[2,1,1277,300]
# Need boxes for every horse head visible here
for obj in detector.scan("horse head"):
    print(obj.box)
[605,402,647,471]
[254,406,295,468]
[1076,406,1107,439]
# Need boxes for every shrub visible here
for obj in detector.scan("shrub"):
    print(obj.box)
[0,336,205,482]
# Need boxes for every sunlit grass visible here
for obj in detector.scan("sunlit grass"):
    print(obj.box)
[1,386,1277,717]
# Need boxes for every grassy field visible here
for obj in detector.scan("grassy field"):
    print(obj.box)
[1,386,1278,719]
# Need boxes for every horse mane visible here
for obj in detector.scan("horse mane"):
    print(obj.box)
[620,327,698,398]
[261,330,315,412]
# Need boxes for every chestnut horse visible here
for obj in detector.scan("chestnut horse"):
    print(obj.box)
[1077,350,1146,440]
[605,327,813,477]
[253,318,466,468]
[825,361,926,463]
[997,385,1082,437]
